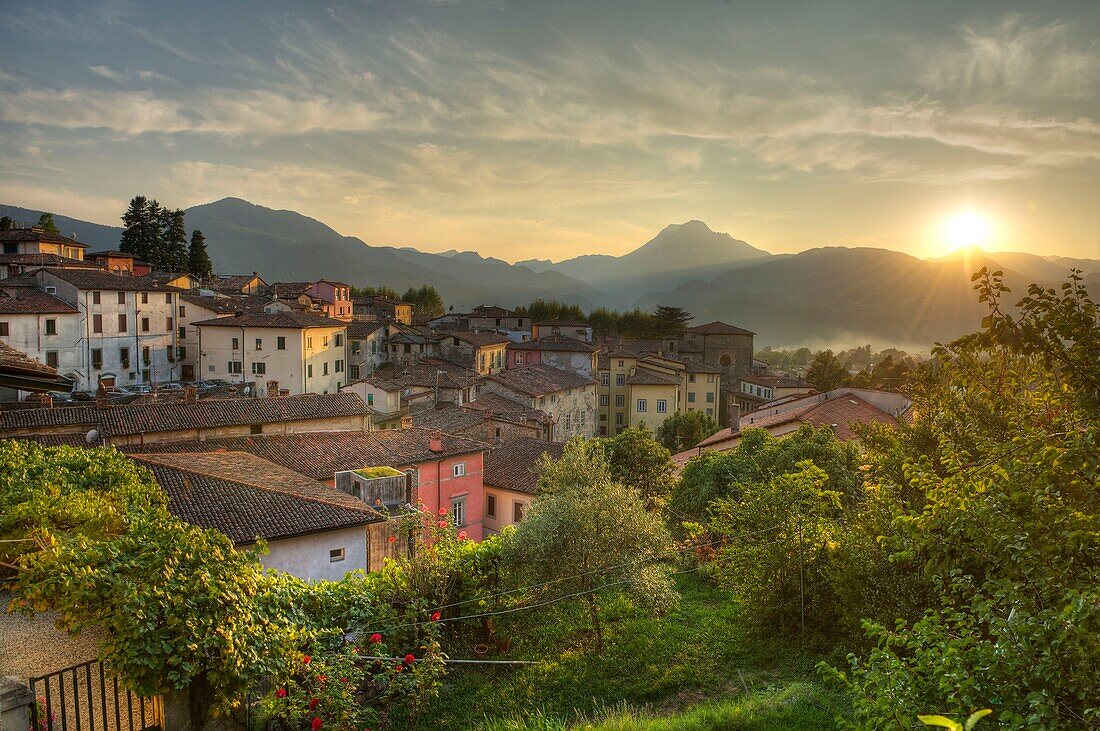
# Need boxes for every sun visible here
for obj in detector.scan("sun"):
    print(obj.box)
[942,210,992,252]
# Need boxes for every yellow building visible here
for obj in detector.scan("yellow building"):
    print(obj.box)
[597,350,723,435]
[0,228,87,260]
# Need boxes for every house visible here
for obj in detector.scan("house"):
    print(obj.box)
[129,451,377,581]
[346,320,386,380]
[0,341,73,398]
[468,306,530,341]
[0,284,80,386]
[439,331,510,376]
[0,391,373,445]
[410,401,541,443]
[383,327,439,365]
[210,273,267,296]
[272,280,354,321]
[33,268,182,390]
[464,392,554,440]
[176,293,239,381]
[507,335,597,379]
[597,350,722,436]
[480,363,597,440]
[0,227,88,261]
[681,321,755,377]
[673,387,912,467]
[122,427,492,540]
[482,436,564,534]
[625,366,680,430]
[146,272,199,290]
[531,320,592,342]
[735,374,817,414]
[85,250,136,274]
[341,359,476,428]
[355,296,413,325]
[194,311,349,395]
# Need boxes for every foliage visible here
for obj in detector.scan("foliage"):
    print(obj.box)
[516,299,587,324]
[919,709,992,730]
[757,346,813,371]
[37,212,60,234]
[402,284,445,319]
[652,305,693,335]
[158,207,189,272]
[354,465,404,479]
[669,425,863,523]
[506,438,678,651]
[826,269,1100,728]
[188,229,213,279]
[352,284,401,300]
[805,349,849,391]
[120,195,160,264]
[597,426,677,506]
[0,215,12,230]
[655,409,721,453]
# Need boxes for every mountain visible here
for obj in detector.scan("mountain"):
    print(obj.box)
[0,204,122,250]
[518,220,773,300]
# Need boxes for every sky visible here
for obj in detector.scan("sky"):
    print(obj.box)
[1,0,1098,262]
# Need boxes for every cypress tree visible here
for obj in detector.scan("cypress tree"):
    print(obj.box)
[145,199,164,268]
[120,196,149,260]
[188,229,213,280]
[160,208,189,272]
[37,212,60,234]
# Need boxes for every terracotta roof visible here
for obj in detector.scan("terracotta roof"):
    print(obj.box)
[192,311,346,329]
[0,229,87,247]
[509,335,596,353]
[0,287,78,314]
[272,282,313,297]
[0,403,97,430]
[347,320,386,338]
[86,250,134,258]
[484,437,564,494]
[465,392,553,424]
[471,305,519,318]
[682,360,724,374]
[684,321,755,335]
[626,367,680,386]
[740,374,814,389]
[36,268,181,292]
[485,363,594,397]
[445,331,511,347]
[0,342,68,392]
[534,320,588,328]
[209,274,266,293]
[0,253,100,268]
[179,293,241,314]
[410,402,487,434]
[0,432,88,447]
[130,451,375,543]
[122,428,488,481]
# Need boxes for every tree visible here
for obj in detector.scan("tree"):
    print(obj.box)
[505,438,678,651]
[158,207,189,272]
[188,229,213,280]
[36,212,59,234]
[656,409,721,452]
[120,196,160,263]
[597,425,676,506]
[653,305,692,335]
[805,349,849,391]
[0,216,12,230]
[402,285,445,319]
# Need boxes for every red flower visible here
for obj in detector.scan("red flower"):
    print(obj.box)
[317,675,328,683]
[458,530,468,540]
[387,535,396,543]
[275,688,287,698]
[311,717,323,730]
[404,653,416,665]
[308,698,319,710]
[394,663,403,673]
[369,632,382,644]
[438,520,448,528]
[302,654,312,665]
[431,611,441,622]
[438,507,447,516]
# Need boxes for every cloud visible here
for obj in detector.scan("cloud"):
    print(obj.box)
[88,65,174,84]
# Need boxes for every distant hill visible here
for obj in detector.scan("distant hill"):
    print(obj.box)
[4,199,1096,348]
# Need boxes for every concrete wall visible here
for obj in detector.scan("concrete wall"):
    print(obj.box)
[0,311,81,387]
[198,323,347,395]
[480,380,597,440]
[104,412,371,446]
[257,525,367,582]
[482,486,533,534]
[177,301,233,382]
[628,382,678,431]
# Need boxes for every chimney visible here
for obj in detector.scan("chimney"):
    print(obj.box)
[429,429,443,453]
[95,382,110,410]
[266,380,280,396]
[728,402,741,428]
[26,392,52,409]
[400,414,413,429]
[183,385,198,404]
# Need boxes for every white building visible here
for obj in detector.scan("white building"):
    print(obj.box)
[346,320,387,380]
[177,293,240,382]
[28,268,182,390]
[195,311,349,395]
[0,284,80,386]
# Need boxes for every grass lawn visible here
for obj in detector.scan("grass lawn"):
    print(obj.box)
[418,572,848,729]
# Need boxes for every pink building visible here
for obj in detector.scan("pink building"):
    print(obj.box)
[411,430,488,540]
[307,280,354,321]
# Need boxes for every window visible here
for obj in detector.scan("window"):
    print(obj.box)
[92,314,103,333]
[255,338,263,351]
[617,360,624,367]
[706,392,715,403]
[0,322,7,336]
[615,413,623,425]
[120,347,130,368]
[564,414,571,431]
[250,424,263,435]
[335,333,343,346]
[600,394,609,406]
[323,361,329,376]
[615,374,625,386]
[601,373,610,386]
[323,336,329,348]
[92,291,101,305]
[687,392,696,403]
[636,399,647,412]
[689,374,696,383]
[46,351,59,368]
[349,364,360,380]
[615,395,624,407]
[116,313,126,333]
[178,326,186,340]
[366,393,374,405]
[165,293,172,304]
[513,502,525,522]
[452,462,466,477]
[720,354,732,367]
[177,346,186,360]
[307,364,313,378]
[179,305,186,317]
[142,346,151,366]
[335,359,344,373]
[228,360,243,374]
[351,341,361,354]
[657,399,667,413]
[486,494,496,517]
[708,374,715,383]
[329,548,346,563]
[232,337,239,350]
[307,337,313,349]
[2,242,16,254]
[91,348,103,368]
[251,362,266,375]
[44,318,57,335]
[167,317,174,332]
[451,496,467,527]
[118,291,126,305]
[141,317,149,333]
[140,292,148,304]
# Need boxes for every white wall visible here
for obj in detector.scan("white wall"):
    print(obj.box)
[198,324,348,395]
[258,526,367,582]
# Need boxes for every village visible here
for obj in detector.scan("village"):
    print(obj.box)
[0,222,911,580]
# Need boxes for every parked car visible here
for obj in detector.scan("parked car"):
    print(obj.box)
[48,391,74,402]
[70,390,96,401]
[157,383,183,392]
[129,384,153,394]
